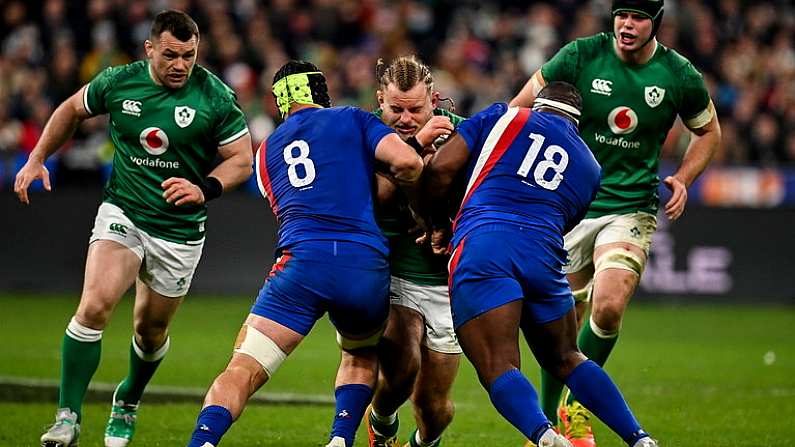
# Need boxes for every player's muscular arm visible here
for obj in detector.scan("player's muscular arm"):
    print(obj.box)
[14,85,92,204]
[663,114,722,221]
[162,134,254,206]
[210,134,255,191]
[509,70,546,108]
[375,133,424,184]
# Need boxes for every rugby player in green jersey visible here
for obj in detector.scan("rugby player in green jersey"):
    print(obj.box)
[365,56,463,447]
[511,1,721,445]
[15,10,253,447]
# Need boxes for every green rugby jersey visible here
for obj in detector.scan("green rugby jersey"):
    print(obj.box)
[373,108,465,285]
[541,33,712,218]
[84,60,249,243]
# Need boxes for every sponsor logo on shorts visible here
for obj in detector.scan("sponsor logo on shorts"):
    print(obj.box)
[108,222,128,236]
[630,226,641,238]
[590,79,613,96]
[122,100,142,117]
[177,277,187,289]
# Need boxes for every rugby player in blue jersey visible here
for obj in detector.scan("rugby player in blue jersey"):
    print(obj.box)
[186,61,424,447]
[419,82,658,447]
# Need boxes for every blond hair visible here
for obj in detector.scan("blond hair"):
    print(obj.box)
[375,55,433,93]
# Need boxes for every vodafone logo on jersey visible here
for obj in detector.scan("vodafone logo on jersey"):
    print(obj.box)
[139,127,170,155]
[607,106,638,135]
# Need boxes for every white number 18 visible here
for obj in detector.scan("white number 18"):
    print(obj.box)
[516,133,569,190]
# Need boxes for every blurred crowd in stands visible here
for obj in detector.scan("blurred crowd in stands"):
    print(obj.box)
[1,0,793,191]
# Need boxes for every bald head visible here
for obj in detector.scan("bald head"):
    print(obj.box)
[533,81,583,125]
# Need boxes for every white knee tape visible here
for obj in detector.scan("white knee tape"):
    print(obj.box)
[233,324,287,378]
[336,328,383,351]
[66,317,103,342]
[594,249,644,276]
[571,280,593,303]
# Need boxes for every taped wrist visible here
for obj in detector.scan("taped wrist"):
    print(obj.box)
[199,176,223,202]
[406,136,425,154]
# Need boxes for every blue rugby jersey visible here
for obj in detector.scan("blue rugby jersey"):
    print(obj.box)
[452,103,601,248]
[256,106,395,255]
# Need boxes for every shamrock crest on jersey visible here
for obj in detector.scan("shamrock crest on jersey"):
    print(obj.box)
[174,105,196,128]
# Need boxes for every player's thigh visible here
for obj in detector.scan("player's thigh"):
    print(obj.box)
[78,203,145,326]
[448,231,525,332]
[138,230,204,299]
[563,215,609,277]
[592,212,656,274]
[386,277,427,350]
[413,346,460,404]
[393,277,461,355]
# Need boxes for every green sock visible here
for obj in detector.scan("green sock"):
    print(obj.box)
[568,316,619,405]
[408,428,441,447]
[114,336,170,405]
[540,368,565,424]
[59,319,103,422]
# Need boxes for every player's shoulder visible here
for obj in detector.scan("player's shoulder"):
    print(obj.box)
[569,32,613,60]
[95,60,147,85]
[656,43,704,82]
[192,64,238,105]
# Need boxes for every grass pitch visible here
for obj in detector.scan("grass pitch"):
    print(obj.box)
[1,293,793,446]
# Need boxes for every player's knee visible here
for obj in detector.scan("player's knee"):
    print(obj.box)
[233,324,287,379]
[542,350,586,381]
[75,299,114,328]
[133,320,170,350]
[590,302,624,332]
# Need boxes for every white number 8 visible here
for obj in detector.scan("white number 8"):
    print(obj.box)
[283,140,316,188]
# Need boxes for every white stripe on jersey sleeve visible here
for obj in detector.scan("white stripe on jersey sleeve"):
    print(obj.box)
[684,100,715,130]
[218,127,250,146]
[82,84,93,115]
[462,106,520,201]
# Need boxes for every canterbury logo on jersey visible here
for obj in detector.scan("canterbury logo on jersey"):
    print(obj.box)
[122,100,142,117]
[590,79,613,96]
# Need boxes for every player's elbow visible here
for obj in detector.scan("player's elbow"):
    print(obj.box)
[392,153,424,183]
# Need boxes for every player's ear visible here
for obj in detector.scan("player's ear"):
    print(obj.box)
[144,39,154,58]
[377,90,385,105]
[431,91,440,108]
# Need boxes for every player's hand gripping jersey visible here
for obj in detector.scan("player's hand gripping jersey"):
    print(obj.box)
[256,106,394,254]
[541,33,712,217]
[85,61,249,243]
[452,103,601,250]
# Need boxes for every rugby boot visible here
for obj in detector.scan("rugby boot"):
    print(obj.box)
[41,408,80,447]
[104,387,138,447]
[632,438,659,447]
[326,436,347,447]
[558,399,596,447]
[366,404,401,447]
[525,427,562,447]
